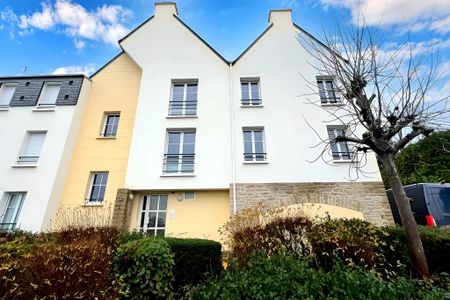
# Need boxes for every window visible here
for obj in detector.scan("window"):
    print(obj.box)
[327,126,351,160]
[163,130,195,174]
[0,83,17,107]
[0,193,25,231]
[243,128,267,161]
[37,82,61,107]
[317,77,339,104]
[184,192,195,200]
[139,195,167,236]
[168,81,198,116]
[17,131,46,164]
[101,113,120,137]
[86,172,108,203]
[241,78,262,105]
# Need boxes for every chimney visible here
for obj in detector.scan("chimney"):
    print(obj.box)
[268,9,292,27]
[154,2,178,17]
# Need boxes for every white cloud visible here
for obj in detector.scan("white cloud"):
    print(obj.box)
[52,64,96,76]
[19,3,55,30]
[1,0,132,47]
[74,39,85,50]
[320,0,450,34]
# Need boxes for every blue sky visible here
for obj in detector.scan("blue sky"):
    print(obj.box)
[1,0,449,102]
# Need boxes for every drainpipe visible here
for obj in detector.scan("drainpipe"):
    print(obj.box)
[229,62,237,215]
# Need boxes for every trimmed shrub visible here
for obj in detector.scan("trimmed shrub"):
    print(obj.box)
[112,238,175,299]
[118,232,223,291]
[164,238,223,291]
[0,227,122,300]
[383,226,450,275]
[187,255,450,300]
[224,215,312,263]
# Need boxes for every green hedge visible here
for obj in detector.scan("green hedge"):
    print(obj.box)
[113,238,175,299]
[164,238,223,290]
[118,232,222,290]
[383,226,450,275]
[187,255,450,300]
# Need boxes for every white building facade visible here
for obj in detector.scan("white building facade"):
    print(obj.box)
[0,75,90,231]
[114,2,393,236]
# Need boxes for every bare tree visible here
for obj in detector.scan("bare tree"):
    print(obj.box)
[300,19,450,279]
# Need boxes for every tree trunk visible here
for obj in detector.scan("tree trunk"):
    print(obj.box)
[380,153,430,280]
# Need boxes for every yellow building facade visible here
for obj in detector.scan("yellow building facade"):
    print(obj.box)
[56,53,142,227]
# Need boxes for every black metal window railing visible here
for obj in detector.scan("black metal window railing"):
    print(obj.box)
[0,223,17,231]
[320,96,340,104]
[163,154,195,173]
[243,152,267,162]
[37,103,56,107]
[17,155,39,163]
[331,151,352,160]
[241,98,262,106]
[168,100,197,116]
[85,198,104,204]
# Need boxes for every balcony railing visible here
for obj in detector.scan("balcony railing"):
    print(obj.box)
[0,223,17,231]
[241,98,262,106]
[163,154,195,174]
[17,155,39,163]
[331,151,353,160]
[243,152,267,162]
[168,100,197,116]
[320,96,340,104]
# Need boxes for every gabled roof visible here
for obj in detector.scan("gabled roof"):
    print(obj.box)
[232,24,273,65]
[89,51,124,79]
[117,13,230,65]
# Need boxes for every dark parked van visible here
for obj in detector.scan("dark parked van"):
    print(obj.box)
[386,183,450,226]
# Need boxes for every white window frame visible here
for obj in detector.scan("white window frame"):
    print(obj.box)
[317,77,340,104]
[184,192,195,201]
[0,83,18,108]
[243,127,267,162]
[101,113,120,137]
[17,131,47,165]
[0,192,25,231]
[85,172,108,204]
[240,78,262,106]
[163,130,196,174]
[168,80,198,116]
[327,126,351,161]
[36,81,61,108]
[139,195,168,236]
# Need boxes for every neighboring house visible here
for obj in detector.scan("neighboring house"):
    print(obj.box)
[0,75,90,231]
[5,3,393,238]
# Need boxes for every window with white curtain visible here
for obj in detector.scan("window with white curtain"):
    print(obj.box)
[327,125,351,160]
[17,131,47,164]
[243,128,267,161]
[0,83,17,107]
[0,192,25,231]
[37,82,61,107]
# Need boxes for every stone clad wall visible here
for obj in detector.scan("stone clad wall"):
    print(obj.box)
[111,188,133,229]
[231,182,394,226]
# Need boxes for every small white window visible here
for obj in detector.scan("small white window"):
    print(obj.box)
[101,113,120,137]
[184,192,195,200]
[317,77,339,104]
[0,192,25,231]
[327,126,351,160]
[17,131,46,164]
[163,130,196,174]
[86,172,108,204]
[169,81,198,116]
[241,78,261,106]
[0,83,17,107]
[140,195,168,236]
[243,127,267,161]
[37,82,61,108]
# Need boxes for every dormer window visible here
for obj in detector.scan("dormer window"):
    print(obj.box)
[317,76,340,104]
[0,83,17,108]
[36,82,61,108]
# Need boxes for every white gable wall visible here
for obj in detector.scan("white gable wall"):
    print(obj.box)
[122,7,232,190]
